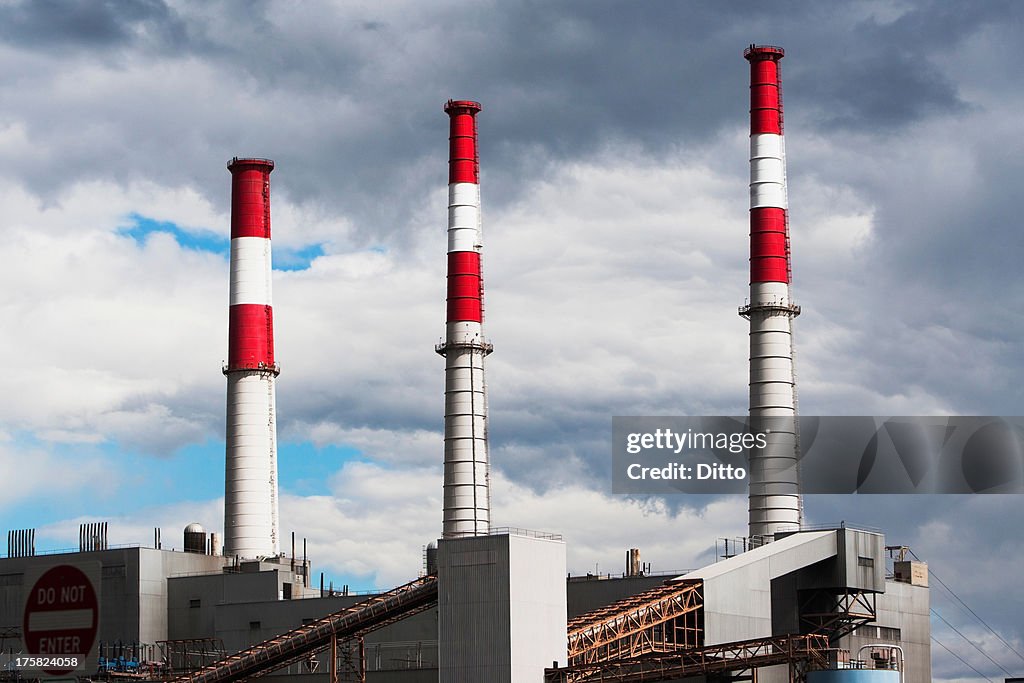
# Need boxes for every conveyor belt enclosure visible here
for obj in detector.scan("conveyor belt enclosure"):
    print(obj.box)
[547,633,831,683]
[567,580,703,665]
[172,575,438,683]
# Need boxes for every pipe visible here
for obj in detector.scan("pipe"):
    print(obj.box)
[858,644,904,681]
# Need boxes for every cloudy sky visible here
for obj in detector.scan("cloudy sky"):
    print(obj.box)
[0,0,1022,679]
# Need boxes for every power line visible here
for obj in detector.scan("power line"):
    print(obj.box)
[931,635,994,682]
[910,548,1024,664]
[932,608,1012,677]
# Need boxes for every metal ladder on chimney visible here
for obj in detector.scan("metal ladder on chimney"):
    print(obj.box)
[780,121,804,528]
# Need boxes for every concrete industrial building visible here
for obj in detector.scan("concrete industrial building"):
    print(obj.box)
[0,45,935,682]
[0,526,929,681]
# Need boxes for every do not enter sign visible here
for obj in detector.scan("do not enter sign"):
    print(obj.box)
[22,565,99,675]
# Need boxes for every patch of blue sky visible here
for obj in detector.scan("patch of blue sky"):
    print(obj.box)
[119,213,324,271]
[0,436,220,550]
[82,437,363,508]
[327,569,386,595]
[3,430,364,553]
[118,213,228,256]
[278,440,363,495]
[116,439,226,504]
[274,243,325,271]
[0,433,104,537]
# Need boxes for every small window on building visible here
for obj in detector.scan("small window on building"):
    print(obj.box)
[283,582,292,599]
[880,626,901,640]
[249,620,261,630]
[189,599,201,608]
[852,624,900,641]
[858,556,874,567]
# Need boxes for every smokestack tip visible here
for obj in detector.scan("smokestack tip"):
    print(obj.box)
[744,44,785,61]
[444,99,482,116]
[227,157,275,173]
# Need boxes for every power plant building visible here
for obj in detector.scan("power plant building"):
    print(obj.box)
[0,45,933,683]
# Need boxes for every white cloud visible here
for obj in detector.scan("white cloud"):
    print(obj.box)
[289,422,440,468]
[2,4,1024,674]
[35,498,225,555]
[0,442,116,511]
[278,461,744,588]
[0,182,225,450]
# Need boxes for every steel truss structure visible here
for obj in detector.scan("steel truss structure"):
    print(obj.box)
[158,638,227,676]
[799,588,877,643]
[567,580,703,665]
[547,633,832,683]
[330,635,365,683]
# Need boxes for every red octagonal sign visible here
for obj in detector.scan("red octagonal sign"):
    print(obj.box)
[23,565,98,675]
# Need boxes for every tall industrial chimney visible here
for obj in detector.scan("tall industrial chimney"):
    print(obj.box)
[437,100,492,538]
[223,157,280,559]
[741,46,802,540]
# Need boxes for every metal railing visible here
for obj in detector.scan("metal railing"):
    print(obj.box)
[0,542,143,560]
[441,526,563,541]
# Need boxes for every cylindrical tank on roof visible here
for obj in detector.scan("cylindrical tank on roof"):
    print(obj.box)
[426,541,438,575]
[184,523,207,554]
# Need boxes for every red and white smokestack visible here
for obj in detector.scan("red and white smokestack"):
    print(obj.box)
[437,100,492,538]
[223,157,280,559]
[741,46,802,540]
